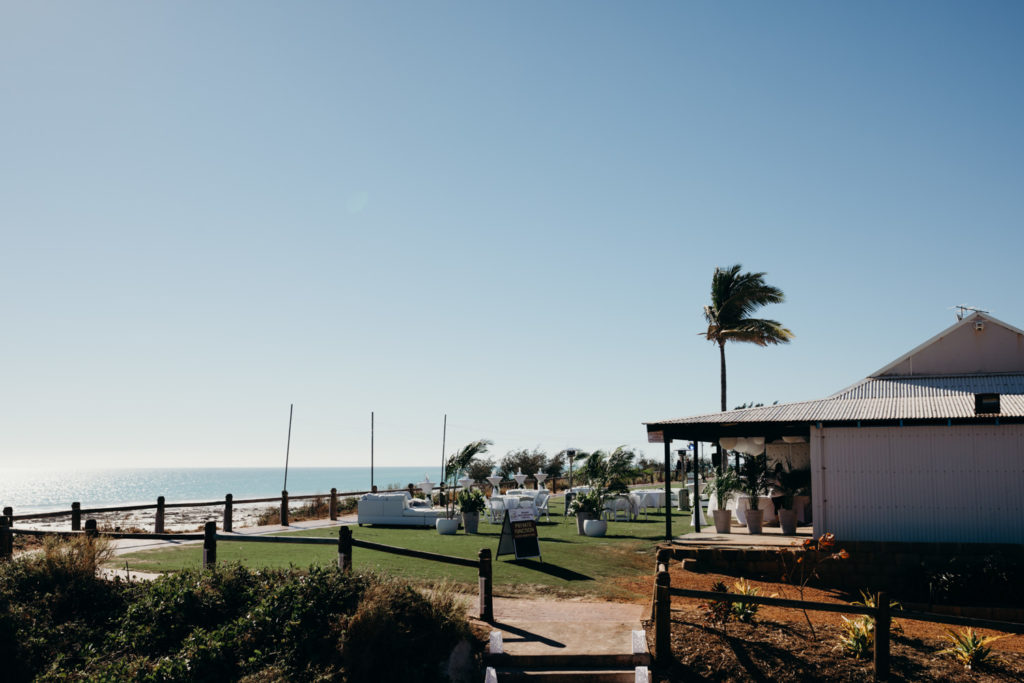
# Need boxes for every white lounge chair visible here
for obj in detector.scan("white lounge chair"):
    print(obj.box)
[357,492,443,527]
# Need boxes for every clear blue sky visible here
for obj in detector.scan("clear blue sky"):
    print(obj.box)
[3,2,1023,469]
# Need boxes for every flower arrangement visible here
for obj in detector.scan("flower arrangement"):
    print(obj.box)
[567,490,604,517]
[455,488,487,514]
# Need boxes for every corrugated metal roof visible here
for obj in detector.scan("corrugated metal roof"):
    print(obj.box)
[648,373,1024,425]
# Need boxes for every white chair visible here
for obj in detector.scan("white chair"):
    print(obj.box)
[488,497,507,524]
[534,491,551,522]
[611,496,631,521]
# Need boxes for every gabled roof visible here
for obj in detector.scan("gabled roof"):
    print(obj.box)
[871,312,1024,377]
[645,314,1024,440]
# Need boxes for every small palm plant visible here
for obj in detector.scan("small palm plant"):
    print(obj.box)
[836,616,874,659]
[443,439,493,519]
[731,578,770,623]
[938,628,1004,670]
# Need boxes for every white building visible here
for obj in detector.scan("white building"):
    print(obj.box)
[645,312,1024,544]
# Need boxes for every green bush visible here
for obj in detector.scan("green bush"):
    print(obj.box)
[0,545,473,682]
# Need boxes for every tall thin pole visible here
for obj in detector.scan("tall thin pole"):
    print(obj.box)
[370,411,375,490]
[440,414,447,483]
[283,403,294,491]
[693,441,701,533]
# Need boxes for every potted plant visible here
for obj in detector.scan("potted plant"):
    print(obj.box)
[456,488,486,534]
[778,493,798,535]
[741,453,768,534]
[705,468,740,533]
[568,490,603,535]
[438,439,493,535]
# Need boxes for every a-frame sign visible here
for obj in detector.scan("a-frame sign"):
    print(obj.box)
[496,506,541,561]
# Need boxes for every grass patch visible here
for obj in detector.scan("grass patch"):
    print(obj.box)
[118,500,692,599]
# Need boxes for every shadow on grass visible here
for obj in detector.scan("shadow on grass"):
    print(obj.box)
[505,558,594,582]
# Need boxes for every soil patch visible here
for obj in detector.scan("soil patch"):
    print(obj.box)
[636,562,1024,681]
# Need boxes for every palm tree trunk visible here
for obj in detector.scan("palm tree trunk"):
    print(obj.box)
[719,341,727,412]
[718,341,727,474]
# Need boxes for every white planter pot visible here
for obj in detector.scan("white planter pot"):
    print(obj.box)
[462,512,480,534]
[745,508,764,535]
[436,518,460,535]
[712,509,732,534]
[778,509,798,536]
[575,512,594,535]
[583,519,607,537]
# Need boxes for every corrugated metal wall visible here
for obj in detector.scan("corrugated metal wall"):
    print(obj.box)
[812,425,1024,543]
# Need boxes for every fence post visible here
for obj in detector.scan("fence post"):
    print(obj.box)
[223,494,233,533]
[203,521,217,569]
[371,485,378,493]
[330,488,338,521]
[338,525,352,572]
[280,490,289,526]
[874,591,890,681]
[479,548,494,623]
[155,496,165,534]
[85,519,98,538]
[2,506,12,527]
[71,502,81,531]
[652,548,672,619]
[0,516,12,561]
[655,570,671,666]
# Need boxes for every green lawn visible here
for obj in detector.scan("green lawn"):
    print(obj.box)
[117,500,692,599]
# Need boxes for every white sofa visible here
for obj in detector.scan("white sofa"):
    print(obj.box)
[357,492,443,527]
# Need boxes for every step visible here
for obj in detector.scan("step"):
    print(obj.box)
[492,667,649,683]
[486,653,648,669]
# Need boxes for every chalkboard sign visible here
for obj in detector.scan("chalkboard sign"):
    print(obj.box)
[496,507,541,561]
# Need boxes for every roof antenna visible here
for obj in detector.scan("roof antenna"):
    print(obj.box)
[951,305,989,321]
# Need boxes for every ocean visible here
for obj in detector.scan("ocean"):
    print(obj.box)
[0,467,442,514]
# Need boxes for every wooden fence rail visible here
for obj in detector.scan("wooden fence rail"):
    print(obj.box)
[0,518,494,623]
[652,562,1024,681]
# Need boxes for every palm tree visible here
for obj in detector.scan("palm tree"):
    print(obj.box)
[703,265,793,412]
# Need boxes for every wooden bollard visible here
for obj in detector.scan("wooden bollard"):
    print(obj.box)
[280,490,289,526]
[371,485,378,493]
[0,516,12,561]
[654,570,671,666]
[84,519,98,538]
[874,591,890,681]
[479,548,494,623]
[155,496,165,534]
[203,521,217,568]
[330,488,338,521]
[337,525,352,572]
[71,502,81,531]
[2,506,12,526]
[652,548,672,619]
[223,494,233,533]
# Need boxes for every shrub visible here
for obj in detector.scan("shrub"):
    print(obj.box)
[837,616,874,659]
[700,580,732,626]
[340,578,470,682]
[2,556,471,682]
[731,578,769,623]
[938,627,1005,671]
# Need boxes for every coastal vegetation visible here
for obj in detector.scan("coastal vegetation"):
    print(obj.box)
[1,536,471,682]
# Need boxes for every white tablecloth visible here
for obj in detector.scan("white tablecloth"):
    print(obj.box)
[707,494,776,525]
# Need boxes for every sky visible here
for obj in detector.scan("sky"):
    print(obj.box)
[3,2,1024,470]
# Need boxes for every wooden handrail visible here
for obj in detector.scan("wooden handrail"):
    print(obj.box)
[7,487,413,522]
[668,586,871,616]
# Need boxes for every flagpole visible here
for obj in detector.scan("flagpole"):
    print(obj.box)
[283,403,294,491]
